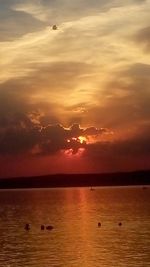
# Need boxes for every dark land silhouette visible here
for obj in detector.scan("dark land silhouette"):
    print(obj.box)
[0,170,149,189]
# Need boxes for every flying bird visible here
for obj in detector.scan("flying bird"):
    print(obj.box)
[52,25,58,30]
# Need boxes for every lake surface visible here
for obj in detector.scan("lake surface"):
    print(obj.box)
[0,186,149,267]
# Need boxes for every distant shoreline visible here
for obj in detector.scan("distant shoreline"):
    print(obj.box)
[0,170,149,189]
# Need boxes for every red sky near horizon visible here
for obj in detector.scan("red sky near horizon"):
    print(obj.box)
[0,0,150,177]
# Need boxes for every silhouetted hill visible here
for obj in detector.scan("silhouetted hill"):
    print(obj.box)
[0,170,149,189]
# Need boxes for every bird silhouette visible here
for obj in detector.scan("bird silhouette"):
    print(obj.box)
[52,25,58,30]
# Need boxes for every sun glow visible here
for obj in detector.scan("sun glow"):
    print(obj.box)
[64,148,85,157]
[78,136,87,144]
[67,136,87,144]
[64,136,87,157]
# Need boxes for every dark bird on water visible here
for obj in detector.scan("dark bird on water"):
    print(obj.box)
[41,225,45,230]
[25,223,30,230]
[98,222,101,227]
[143,186,147,190]
[46,225,54,230]
[118,222,122,226]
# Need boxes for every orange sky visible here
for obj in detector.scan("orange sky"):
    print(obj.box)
[0,0,150,177]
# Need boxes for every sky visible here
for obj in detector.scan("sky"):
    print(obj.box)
[0,0,150,177]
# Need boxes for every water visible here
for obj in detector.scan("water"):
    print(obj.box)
[0,186,149,267]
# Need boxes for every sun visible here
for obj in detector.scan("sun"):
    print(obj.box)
[67,136,87,144]
[78,136,87,144]
[64,136,87,157]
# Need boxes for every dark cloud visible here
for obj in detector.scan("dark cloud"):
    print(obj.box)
[86,125,150,158]
[83,123,150,171]
[0,127,39,155]
[38,123,107,155]
[39,124,82,155]
[0,113,106,155]
[0,120,149,174]
[0,77,62,141]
